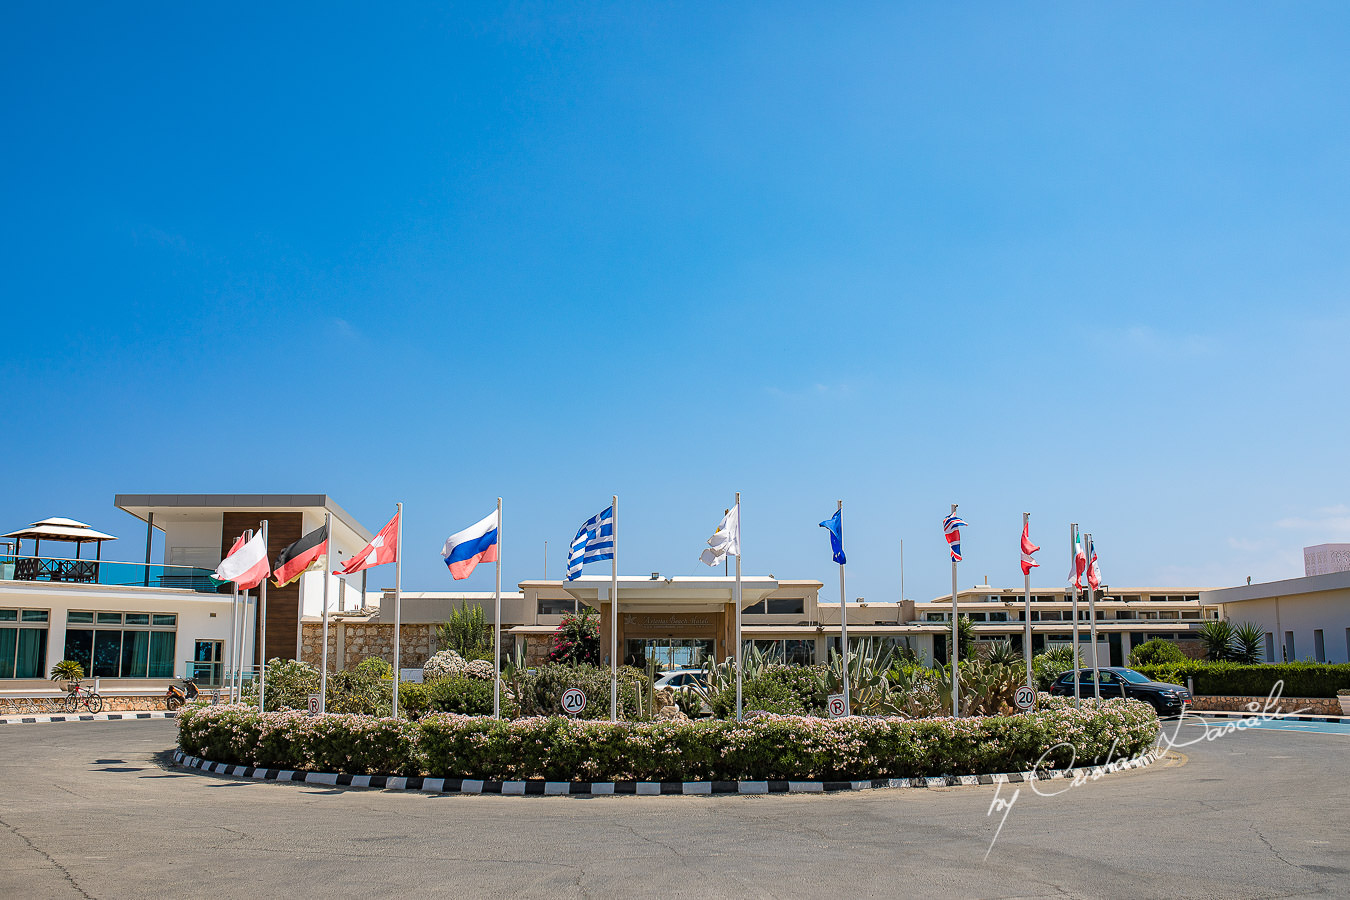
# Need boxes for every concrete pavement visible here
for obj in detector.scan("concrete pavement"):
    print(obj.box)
[0,717,1345,899]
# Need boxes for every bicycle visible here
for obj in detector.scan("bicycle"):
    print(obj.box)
[165,677,199,711]
[61,681,104,714]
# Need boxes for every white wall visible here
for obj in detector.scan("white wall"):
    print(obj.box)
[1222,592,1350,664]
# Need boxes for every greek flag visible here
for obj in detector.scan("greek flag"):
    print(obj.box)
[567,505,615,580]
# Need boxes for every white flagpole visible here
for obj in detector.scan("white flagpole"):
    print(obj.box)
[259,520,269,712]
[610,495,618,723]
[494,496,503,719]
[950,505,960,718]
[734,492,742,723]
[228,579,239,701]
[1070,523,1081,708]
[319,512,332,715]
[393,502,404,718]
[1023,513,1033,697]
[839,500,850,716]
[1087,533,1100,700]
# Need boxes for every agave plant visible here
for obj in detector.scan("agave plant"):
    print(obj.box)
[933,658,1024,716]
[1198,620,1236,662]
[1231,621,1266,664]
[985,640,1021,666]
[814,639,906,715]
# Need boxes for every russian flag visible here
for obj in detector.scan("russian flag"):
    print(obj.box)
[441,510,499,580]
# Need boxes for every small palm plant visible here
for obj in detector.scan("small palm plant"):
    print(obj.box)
[1198,620,1236,662]
[985,640,1021,666]
[1231,622,1266,664]
[50,659,84,683]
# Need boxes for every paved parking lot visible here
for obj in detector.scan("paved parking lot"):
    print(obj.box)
[0,716,1346,899]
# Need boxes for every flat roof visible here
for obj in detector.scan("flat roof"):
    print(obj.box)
[1202,569,1350,604]
[115,494,372,542]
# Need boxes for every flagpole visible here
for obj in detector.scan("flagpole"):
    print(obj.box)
[610,494,618,723]
[393,502,404,718]
[1023,513,1033,697]
[1087,533,1099,700]
[494,496,502,719]
[1070,523,1080,709]
[229,580,239,702]
[319,512,332,715]
[838,500,850,716]
[950,504,960,718]
[259,519,268,713]
[734,492,742,723]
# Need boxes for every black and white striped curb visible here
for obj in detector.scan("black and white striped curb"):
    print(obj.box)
[1189,710,1347,724]
[172,748,1162,796]
[0,711,178,726]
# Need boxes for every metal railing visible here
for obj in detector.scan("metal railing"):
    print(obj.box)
[1,555,221,593]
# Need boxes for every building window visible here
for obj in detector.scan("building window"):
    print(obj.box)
[1265,632,1275,663]
[746,639,815,664]
[988,612,1007,622]
[1314,630,1325,663]
[192,640,225,685]
[744,597,806,616]
[1284,631,1295,662]
[537,597,574,616]
[925,612,947,622]
[63,610,176,678]
[0,608,48,678]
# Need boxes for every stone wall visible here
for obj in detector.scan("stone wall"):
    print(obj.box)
[300,622,438,672]
[1190,695,1344,716]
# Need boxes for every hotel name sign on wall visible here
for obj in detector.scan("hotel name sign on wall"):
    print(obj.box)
[622,613,714,628]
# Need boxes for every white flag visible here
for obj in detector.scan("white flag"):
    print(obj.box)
[699,505,741,567]
[214,531,270,590]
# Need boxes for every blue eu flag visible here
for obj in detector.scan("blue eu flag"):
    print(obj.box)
[819,509,846,565]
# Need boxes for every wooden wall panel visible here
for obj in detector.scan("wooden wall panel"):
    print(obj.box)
[221,512,304,664]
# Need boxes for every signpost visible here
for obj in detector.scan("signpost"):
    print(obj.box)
[1014,685,1035,712]
[561,688,587,716]
[827,693,847,719]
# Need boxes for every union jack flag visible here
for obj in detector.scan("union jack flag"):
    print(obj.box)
[943,513,968,562]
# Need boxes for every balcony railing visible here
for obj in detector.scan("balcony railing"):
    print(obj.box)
[1,555,222,593]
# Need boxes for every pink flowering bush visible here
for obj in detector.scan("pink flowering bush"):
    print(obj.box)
[179,697,1158,781]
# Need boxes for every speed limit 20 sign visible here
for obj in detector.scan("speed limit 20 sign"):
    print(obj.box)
[1014,685,1035,711]
[561,688,587,715]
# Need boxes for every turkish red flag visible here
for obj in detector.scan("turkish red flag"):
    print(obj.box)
[335,511,399,575]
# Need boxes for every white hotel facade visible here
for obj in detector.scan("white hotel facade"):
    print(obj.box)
[2,493,1347,698]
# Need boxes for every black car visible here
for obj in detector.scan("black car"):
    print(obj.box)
[1048,666,1192,716]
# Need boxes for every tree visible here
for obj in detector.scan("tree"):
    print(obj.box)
[1231,622,1266,664]
[548,607,600,666]
[1129,638,1187,667]
[436,604,492,660]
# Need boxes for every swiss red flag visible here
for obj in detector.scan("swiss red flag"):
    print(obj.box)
[335,511,399,575]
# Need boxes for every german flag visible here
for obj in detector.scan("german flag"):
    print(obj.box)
[272,525,328,588]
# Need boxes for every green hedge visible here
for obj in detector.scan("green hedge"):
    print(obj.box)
[177,696,1159,781]
[1135,662,1350,698]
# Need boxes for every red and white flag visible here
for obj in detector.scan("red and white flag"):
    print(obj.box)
[1020,522,1040,575]
[335,511,399,575]
[214,532,270,590]
[1086,537,1102,590]
[1068,531,1086,589]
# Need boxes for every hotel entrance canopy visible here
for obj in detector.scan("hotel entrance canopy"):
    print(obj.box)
[560,575,780,611]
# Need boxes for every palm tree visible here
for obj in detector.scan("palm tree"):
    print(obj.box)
[1198,620,1236,662]
[1231,622,1265,664]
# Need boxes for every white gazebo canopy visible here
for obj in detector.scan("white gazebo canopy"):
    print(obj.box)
[3,517,118,544]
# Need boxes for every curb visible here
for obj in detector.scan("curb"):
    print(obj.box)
[1190,710,1348,725]
[0,711,178,726]
[171,748,1163,796]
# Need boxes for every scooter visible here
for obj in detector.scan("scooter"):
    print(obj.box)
[165,678,200,711]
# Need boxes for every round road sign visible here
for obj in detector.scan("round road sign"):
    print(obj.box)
[827,694,847,718]
[1014,685,1035,711]
[561,687,587,715]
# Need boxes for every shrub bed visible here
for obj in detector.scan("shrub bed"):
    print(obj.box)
[178,696,1158,782]
[1135,662,1350,698]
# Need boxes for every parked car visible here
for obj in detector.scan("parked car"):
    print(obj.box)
[1048,666,1192,716]
[653,669,706,691]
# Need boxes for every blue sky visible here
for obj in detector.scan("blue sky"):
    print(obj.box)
[3,3,1348,602]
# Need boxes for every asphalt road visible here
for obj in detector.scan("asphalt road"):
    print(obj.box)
[0,716,1346,899]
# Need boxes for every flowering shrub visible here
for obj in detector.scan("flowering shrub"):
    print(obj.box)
[422,650,468,681]
[179,697,1158,781]
[464,659,496,681]
[547,608,600,665]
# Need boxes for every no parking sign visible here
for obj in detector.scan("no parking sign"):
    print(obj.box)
[827,694,847,718]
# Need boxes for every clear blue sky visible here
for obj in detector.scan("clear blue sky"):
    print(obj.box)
[3,3,1348,602]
